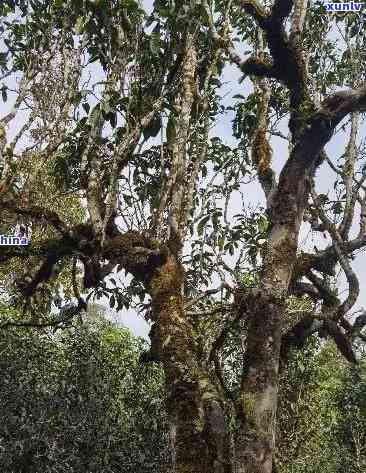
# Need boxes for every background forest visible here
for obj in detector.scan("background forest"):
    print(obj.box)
[0,303,365,472]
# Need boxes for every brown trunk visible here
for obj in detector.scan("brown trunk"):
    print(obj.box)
[149,254,232,473]
[234,217,299,472]
[234,293,283,473]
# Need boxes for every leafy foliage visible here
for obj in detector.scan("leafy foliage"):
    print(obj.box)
[277,342,366,472]
[0,309,168,473]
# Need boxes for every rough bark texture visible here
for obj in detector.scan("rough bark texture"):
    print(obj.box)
[148,254,232,473]
[230,80,355,469]
[234,240,294,473]
[234,292,286,472]
[233,100,309,472]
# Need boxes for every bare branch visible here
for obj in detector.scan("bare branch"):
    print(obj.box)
[251,52,277,202]
[208,310,242,401]
[0,298,86,330]
[290,0,308,40]
[338,112,360,238]
[168,36,197,253]
[310,188,360,320]
[239,0,308,139]
[236,56,278,80]
[318,87,366,125]
[185,283,234,309]
[290,281,320,301]
[101,95,165,245]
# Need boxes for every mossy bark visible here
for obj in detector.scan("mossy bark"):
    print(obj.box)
[234,201,300,472]
[149,254,232,473]
[234,293,283,473]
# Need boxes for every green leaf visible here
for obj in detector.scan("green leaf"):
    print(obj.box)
[332,202,343,215]
[123,194,132,206]
[82,102,90,114]
[0,52,7,68]
[149,31,161,55]
[102,101,111,115]
[1,85,7,102]
[142,117,160,140]
[108,111,117,129]
[197,216,210,236]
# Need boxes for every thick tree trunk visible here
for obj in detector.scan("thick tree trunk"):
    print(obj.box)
[234,293,283,473]
[149,254,232,473]
[234,216,299,472]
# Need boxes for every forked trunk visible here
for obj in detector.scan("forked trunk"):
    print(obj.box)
[149,254,232,473]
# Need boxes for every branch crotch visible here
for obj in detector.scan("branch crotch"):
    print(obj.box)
[149,255,232,473]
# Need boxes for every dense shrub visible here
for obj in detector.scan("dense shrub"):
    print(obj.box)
[0,317,168,473]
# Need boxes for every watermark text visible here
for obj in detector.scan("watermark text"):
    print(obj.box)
[0,235,30,246]
[326,2,364,11]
